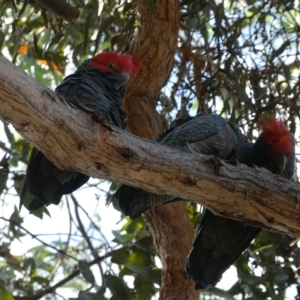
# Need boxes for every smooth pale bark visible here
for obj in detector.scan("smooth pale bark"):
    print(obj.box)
[0,55,300,237]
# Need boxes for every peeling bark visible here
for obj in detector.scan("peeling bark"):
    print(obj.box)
[0,56,299,238]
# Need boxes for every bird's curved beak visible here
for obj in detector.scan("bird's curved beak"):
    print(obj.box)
[113,72,130,89]
[276,155,288,174]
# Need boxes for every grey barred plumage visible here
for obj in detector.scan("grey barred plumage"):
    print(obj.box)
[115,114,295,290]
[115,114,248,218]
[186,116,295,289]
[20,52,140,211]
[55,67,127,128]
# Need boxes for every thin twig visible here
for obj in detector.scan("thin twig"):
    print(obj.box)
[71,195,105,286]
[13,247,126,300]
[31,233,102,242]
[47,197,72,281]
[0,142,28,164]
[72,195,111,247]
[0,216,78,261]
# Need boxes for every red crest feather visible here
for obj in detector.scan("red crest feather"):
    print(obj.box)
[88,52,141,75]
[259,116,295,158]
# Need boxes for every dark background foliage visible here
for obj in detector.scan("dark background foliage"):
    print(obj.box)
[0,0,299,299]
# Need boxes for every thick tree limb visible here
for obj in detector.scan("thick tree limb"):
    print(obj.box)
[125,1,199,299]
[0,56,300,238]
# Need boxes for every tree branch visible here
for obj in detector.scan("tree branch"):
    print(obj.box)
[125,1,199,299]
[72,195,105,284]
[13,247,125,300]
[36,0,80,22]
[0,140,28,164]
[0,217,78,261]
[0,55,300,236]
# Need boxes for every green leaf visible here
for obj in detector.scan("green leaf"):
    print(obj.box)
[274,273,289,282]
[0,271,6,283]
[72,288,106,300]
[78,261,95,285]
[42,28,52,55]
[134,272,155,300]
[111,34,120,47]
[204,287,236,300]
[92,0,104,16]
[273,40,290,58]
[33,33,39,57]
[23,257,36,274]
[83,13,94,55]
[111,249,129,264]
[0,282,14,300]
[104,274,131,299]
[10,206,22,224]
[0,153,10,166]
[123,3,135,14]
[112,230,131,243]
[282,64,291,81]
[31,276,49,285]
[125,253,151,273]
[125,217,145,234]
[149,269,161,285]
[235,85,251,106]
[30,205,50,219]
[4,125,15,147]
[0,30,5,49]
[72,43,84,66]
[18,0,29,18]
[0,154,9,196]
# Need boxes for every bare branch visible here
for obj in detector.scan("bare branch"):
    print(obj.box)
[0,216,78,261]
[0,56,299,236]
[13,247,125,300]
[72,195,105,283]
[0,140,28,164]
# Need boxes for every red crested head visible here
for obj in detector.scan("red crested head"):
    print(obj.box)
[88,52,141,76]
[258,115,295,159]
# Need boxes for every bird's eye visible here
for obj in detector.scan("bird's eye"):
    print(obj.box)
[108,63,116,70]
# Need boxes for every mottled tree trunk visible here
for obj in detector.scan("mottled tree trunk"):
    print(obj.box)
[125,1,200,299]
